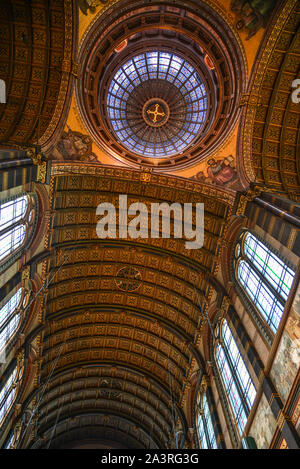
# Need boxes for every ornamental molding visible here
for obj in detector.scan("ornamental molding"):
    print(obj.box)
[51,163,236,206]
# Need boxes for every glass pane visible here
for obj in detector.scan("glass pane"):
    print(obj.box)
[0,196,28,232]
[238,260,284,333]
[0,367,17,425]
[0,225,26,262]
[216,320,256,434]
[197,410,208,449]
[0,288,22,330]
[244,233,295,302]
[202,394,218,449]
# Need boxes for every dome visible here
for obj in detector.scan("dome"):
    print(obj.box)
[77,1,246,169]
[106,51,208,158]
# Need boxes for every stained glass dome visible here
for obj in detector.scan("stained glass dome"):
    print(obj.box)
[106,51,208,158]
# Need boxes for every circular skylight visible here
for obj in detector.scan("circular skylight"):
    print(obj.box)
[106,51,208,158]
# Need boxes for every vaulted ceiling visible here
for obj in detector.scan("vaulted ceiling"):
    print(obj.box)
[30,165,234,448]
[0,0,75,150]
[241,1,300,200]
[2,0,299,451]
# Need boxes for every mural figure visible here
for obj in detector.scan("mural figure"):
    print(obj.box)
[230,0,278,39]
[78,0,108,16]
[206,156,237,185]
[192,155,238,186]
[50,126,99,162]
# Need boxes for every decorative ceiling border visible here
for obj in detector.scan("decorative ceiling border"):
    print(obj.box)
[78,0,247,78]
[51,162,236,206]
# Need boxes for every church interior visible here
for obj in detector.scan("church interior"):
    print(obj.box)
[0,0,299,450]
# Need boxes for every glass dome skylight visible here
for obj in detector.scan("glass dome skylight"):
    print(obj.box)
[106,51,208,158]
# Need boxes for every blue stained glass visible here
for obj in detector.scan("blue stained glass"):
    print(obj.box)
[174,79,182,87]
[158,73,167,80]
[106,51,207,157]
[132,78,141,86]
[236,232,295,334]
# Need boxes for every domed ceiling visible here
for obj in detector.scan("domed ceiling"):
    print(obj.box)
[76,0,247,169]
[106,51,208,158]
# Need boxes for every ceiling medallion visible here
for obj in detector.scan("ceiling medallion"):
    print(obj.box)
[142,98,170,128]
[115,266,142,292]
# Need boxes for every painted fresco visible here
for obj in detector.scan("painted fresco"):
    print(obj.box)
[78,0,108,16]
[190,155,244,190]
[271,285,300,402]
[230,1,279,40]
[249,393,277,449]
[49,127,100,163]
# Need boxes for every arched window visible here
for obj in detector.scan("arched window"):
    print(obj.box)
[0,357,24,427]
[0,194,37,268]
[195,380,218,449]
[0,288,28,353]
[234,231,295,334]
[215,319,256,435]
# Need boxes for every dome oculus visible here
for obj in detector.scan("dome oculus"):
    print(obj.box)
[106,51,208,158]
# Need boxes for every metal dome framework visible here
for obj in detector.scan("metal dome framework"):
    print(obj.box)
[106,50,208,158]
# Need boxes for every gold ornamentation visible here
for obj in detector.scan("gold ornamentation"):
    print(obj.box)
[71,62,81,78]
[22,266,30,282]
[17,349,25,368]
[268,392,280,407]
[220,296,230,318]
[140,167,152,183]
[279,438,288,449]
[147,104,165,123]
[276,410,291,431]
[236,186,262,216]
[26,148,47,183]
[200,375,208,394]
[51,162,236,205]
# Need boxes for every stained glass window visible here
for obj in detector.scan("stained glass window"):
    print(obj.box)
[106,51,208,157]
[236,232,295,334]
[0,195,29,264]
[0,196,27,232]
[0,358,24,428]
[0,367,18,426]
[196,392,218,449]
[0,288,23,352]
[215,320,256,435]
